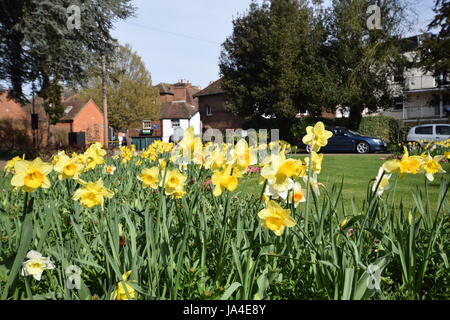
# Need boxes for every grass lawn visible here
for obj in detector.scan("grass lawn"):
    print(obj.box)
[237,154,450,211]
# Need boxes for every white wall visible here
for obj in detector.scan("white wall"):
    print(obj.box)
[162,112,202,142]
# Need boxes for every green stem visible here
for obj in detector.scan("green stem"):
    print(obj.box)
[304,149,313,233]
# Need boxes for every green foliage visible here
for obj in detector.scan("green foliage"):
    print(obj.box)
[78,44,161,131]
[327,0,410,129]
[219,0,338,137]
[0,0,135,109]
[358,116,405,145]
[0,153,448,300]
[419,0,450,77]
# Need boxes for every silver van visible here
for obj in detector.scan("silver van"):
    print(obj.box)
[406,124,450,145]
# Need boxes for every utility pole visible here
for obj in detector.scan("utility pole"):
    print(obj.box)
[102,55,109,149]
[31,82,38,150]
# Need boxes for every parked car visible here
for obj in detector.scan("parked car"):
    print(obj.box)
[406,124,450,146]
[298,127,388,154]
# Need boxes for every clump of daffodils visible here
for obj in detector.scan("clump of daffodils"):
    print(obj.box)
[21,250,55,281]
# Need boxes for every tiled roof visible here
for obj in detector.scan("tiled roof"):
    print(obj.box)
[60,96,88,121]
[194,79,225,97]
[160,101,198,119]
[156,83,174,95]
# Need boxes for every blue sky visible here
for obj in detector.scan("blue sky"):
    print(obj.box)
[111,0,436,89]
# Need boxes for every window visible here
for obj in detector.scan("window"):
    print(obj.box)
[205,105,213,116]
[436,125,450,136]
[415,126,433,135]
[143,120,152,129]
[172,119,180,128]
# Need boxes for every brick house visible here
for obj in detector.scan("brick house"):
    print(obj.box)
[0,90,30,149]
[155,80,202,142]
[193,79,244,133]
[55,96,106,146]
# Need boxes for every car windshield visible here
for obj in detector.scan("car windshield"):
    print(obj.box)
[347,129,361,136]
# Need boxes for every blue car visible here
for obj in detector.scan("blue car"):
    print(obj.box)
[298,127,388,154]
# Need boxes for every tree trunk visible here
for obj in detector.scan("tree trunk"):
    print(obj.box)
[348,106,362,130]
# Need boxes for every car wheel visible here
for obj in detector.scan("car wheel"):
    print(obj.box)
[356,142,370,154]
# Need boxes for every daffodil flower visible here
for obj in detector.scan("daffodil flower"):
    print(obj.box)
[73,178,114,209]
[383,147,423,178]
[162,169,187,196]
[291,182,306,207]
[422,153,446,182]
[137,167,160,189]
[11,158,53,192]
[104,165,117,175]
[302,122,333,152]
[304,151,323,174]
[111,271,136,300]
[53,154,83,180]
[372,167,392,196]
[21,250,55,281]
[258,200,296,236]
[211,165,239,197]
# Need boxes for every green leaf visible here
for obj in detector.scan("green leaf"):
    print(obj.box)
[220,282,241,300]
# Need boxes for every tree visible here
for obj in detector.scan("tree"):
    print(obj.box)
[78,44,161,133]
[326,0,410,129]
[219,0,338,140]
[420,0,450,82]
[0,0,135,143]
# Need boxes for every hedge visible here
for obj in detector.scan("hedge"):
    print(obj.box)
[358,115,407,144]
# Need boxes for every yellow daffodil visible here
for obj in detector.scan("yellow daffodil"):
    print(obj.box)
[72,178,114,209]
[372,167,392,196]
[51,150,66,165]
[211,165,239,196]
[158,159,167,169]
[21,250,55,281]
[304,151,323,174]
[111,271,136,300]
[302,122,333,152]
[11,158,53,192]
[162,169,186,196]
[53,154,83,180]
[422,154,446,182]
[137,167,160,189]
[3,155,23,175]
[258,200,296,236]
[261,152,302,195]
[444,151,450,160]
[383,147,423,178]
